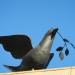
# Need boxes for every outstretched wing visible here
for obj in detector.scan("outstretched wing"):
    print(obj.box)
[0,35,33,59]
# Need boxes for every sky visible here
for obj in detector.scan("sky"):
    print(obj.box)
[0,0,75,73]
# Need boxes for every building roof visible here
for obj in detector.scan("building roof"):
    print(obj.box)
[0,66,75,75]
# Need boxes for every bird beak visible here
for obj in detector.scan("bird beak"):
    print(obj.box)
[51,28,58,39]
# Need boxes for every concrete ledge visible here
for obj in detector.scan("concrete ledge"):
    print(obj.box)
[0,66,75,75]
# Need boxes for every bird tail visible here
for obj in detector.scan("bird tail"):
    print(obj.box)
[4,65,19,72]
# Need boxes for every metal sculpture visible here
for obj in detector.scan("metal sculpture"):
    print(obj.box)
[0,28,58,72]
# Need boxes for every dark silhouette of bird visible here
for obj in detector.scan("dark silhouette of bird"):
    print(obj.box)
[1,28,58,72]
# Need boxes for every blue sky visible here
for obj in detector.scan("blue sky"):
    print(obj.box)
[0,0,75,72]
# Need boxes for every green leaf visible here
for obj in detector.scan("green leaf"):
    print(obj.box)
[63,38,69,42]
[59,52,64,60]
[65,49,69,56]
[56,47,63,51]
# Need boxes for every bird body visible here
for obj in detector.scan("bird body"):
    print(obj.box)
[1,28,58,72]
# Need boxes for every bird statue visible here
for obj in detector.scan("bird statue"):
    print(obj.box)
[0,28,58,72]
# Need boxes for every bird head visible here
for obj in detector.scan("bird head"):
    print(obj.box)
[39,28,58,50]
[45,28,58,40]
